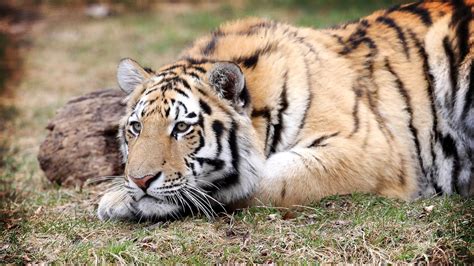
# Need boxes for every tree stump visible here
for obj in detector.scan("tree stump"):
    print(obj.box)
[37,89,126,186]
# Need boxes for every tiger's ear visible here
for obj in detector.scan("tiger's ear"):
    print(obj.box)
[117,58,151,94]
[208,62,245,104]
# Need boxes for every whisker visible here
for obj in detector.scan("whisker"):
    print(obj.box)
[193,178,220,190]
[183,188,212,219]
[104,184,127,194]
[85,175,125,186]
[165,195,183,221]
[186,183,225,211]
[185,188,211,219]
[186,185,214,210]
[184,186,218,220]
[178,191,195,217]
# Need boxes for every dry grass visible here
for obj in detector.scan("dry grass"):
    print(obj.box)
[1,1,473,263]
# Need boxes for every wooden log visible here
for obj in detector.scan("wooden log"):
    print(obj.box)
[37,89,126,186]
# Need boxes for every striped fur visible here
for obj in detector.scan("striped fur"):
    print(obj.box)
[98,0,473,221]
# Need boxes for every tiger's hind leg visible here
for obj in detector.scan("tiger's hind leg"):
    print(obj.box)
[251,136,418,207]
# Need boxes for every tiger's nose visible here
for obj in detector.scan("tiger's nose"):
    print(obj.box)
[129,172,162,191]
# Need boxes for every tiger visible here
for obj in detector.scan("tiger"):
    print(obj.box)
[98,0,473,221]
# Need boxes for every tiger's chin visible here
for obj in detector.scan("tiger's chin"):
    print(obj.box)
[97,190,181,222]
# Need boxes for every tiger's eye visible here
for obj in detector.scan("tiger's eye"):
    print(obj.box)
[175,122,190,133]
[130,121,142,134]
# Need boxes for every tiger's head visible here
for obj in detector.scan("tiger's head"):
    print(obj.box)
[114,58,264,220]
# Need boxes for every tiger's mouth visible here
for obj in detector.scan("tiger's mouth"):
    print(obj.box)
[128,178,224,218]
[140,195,165,203]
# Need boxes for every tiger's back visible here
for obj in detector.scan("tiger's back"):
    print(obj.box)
[98,0,473,221]
[178,0,474,200]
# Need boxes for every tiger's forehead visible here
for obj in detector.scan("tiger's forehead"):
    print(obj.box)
[132,74,201,121]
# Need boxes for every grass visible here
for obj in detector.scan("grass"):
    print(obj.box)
[0,0,473,263]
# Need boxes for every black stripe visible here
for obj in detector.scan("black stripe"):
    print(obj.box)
[339,20,378,73]
[197,88,208,96]
[196,157,225,171]
[229,121,240,172]
[239,51,259,69]
[192,130,206,155]
[251,108,271,118]
[264,116,271,155]
[385,59,427,178]
[239,84,251,108]
[143,67,154,74]
[189,162,197,176]
[163,71,177,77]
[407,29,442,193]
[233,42,276,69]
[340,20,370,54]
[443,36,459,108]
[211,172,239,192]
[186,112,197,119]
[145,108,157,117]
[376,16,410,59]
[308,132,340,148]
[202,34,218,56]
[187,72,201,80]
[388,2,432,26]
[147,99,156,106]
[328,33,344,45]
[251,107,271,154]
[176,101,188,115]
[398,156,407,186]
[269,72,289,154]
[439,133,460,193]
[160,64,185,72]
[328,19,360,30]
[212,120,224,155]
[366,80,394,140]
[244,21,274,35]
[199,99,212,115]
[349,89,361,137]
[145,88,158,95]
[280,180,286,199]
[174,88,189,98]
[180,78,191,90]
[212,121,240,190]
[439,133,458,157]
[189,65,206,73]
[451,0,471,63]
[196,113,204,127]
[174,103,182,120]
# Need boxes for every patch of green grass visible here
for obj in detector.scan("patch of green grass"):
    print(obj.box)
[2,190,472,263]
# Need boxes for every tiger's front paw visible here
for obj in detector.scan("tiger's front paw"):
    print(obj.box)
[97,190,136,221]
